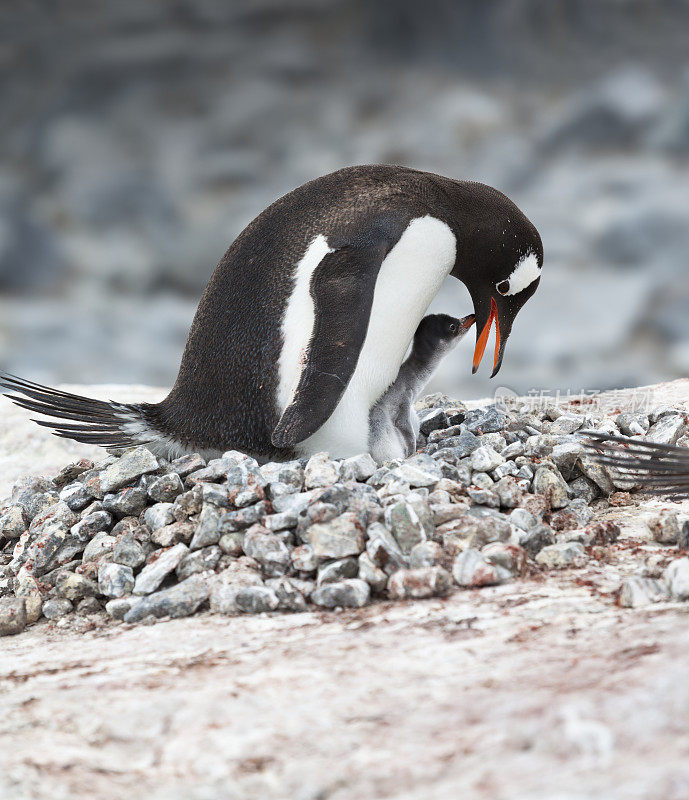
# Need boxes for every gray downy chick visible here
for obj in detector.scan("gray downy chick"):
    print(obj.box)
[368,313,475,463]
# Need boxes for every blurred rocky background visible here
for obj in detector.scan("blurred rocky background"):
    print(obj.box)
[1,0,688,401]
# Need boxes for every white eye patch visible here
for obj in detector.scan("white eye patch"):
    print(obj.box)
[496,252,541,297]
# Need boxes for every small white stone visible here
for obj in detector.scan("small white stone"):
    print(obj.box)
[470,446,505,473]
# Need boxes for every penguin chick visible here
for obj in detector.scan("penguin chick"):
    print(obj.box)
[369,313,475,464]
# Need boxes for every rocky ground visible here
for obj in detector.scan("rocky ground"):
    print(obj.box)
[2,382,689,798]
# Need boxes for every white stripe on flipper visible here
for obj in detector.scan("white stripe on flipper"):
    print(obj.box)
[277,234,334,412]
[503,252,541,296]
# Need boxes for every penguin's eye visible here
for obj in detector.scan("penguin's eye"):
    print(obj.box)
[448,323,458,333]
[497,280,510,296]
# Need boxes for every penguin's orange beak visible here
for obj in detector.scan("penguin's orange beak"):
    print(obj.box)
[472,296,501,375]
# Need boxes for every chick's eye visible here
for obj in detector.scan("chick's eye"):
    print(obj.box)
[449,323,457,333]
[497,280,510,296]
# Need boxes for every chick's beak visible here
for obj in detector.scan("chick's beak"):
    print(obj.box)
[459,313,476,332]
[472,296,502,376]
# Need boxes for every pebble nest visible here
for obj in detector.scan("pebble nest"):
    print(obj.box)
[2,393,689,636]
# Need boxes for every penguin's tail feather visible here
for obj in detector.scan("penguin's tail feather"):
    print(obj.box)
[0,372,162,452]
[583,430,689,500]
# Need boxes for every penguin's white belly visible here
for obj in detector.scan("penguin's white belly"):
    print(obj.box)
[279,216,457,459]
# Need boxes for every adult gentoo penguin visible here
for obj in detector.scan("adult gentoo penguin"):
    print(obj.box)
[369,313,475,463]
[0,165,544,460]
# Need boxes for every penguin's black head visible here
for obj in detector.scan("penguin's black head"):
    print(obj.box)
[413,313,475,358]
[449,183,543,378]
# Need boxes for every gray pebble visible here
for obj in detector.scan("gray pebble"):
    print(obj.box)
[549,414,584,435]
[176,546,221,581]
[189,505,221,549]
[218,501,271,532]
[664,557,689,600]
[105,597,134,620]
[243,526,291,576]
[471,446,505,473]
[340,453,378,482]
[307,512,365,559]
[650,513,681,544]
[311,578,370,608]
[151,521,194,548]
[389,454,443,488]
[317,557,359,585]
[147,473,185,503]
[385,501,426,554]
[54,572,99,602]
[520,523,556,557]
[466,488,500,507]
[266,577,309,612]
[387,566,452,599]
[134,543,188,595]
[535,542,587,569]
[419,408,448,436]
[0,505,27,539]
[82,532,117,563]
[112,533,146,569]
[619,576,669,607]
[100,446,159,493]
[218,531,245,557]
[646,414,687,445]
[42,597,73,620]
[234,585,279,614]
[509,508,537,532]
[452,548,510,587]
[533,466,569,509]
[201,482,231,508]
[304,452,341,489]
[71,510,113,542]
[59,482,93,512]
[102,486,148,517]
[357,552,387,592]
[76,596,102,615]
[168,453,207,478]
[0,597,27,636]
[98,562,135,597]
[125,576,209,622]
[291,544,318,573]
[262,510,298,532]
[409,540,443,568]
[143,502,175,532]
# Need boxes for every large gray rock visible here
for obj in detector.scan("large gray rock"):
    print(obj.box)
[307,512,365,559]
[124,576,209,622]
[387,567,452,600]
[98,562,135,598]
[134,543,188,595]
[536,542,587,569]
[385,501,427,554]
[0,597,27,636]
[311,579,370,608]
[0,505,27,539]
[99,447,159,493]
[452,549,510,587]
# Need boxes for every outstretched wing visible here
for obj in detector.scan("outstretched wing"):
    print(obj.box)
[584,431,689,499]
[271,239,389,448]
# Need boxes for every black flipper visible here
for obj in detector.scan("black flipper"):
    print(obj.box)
[271,240,389,448]
[0,372,151,449]
[583,430,689,499]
